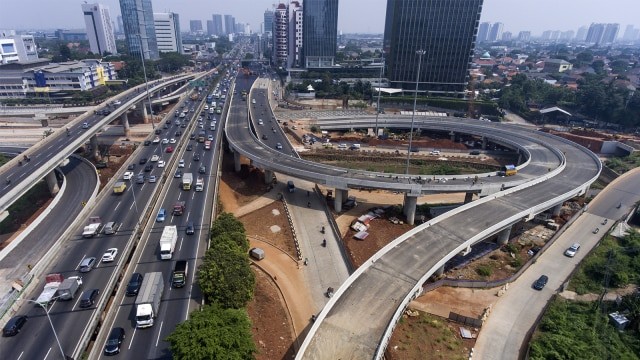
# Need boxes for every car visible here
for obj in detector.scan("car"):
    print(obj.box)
[190,133,197,140]
[533,275,549,290]
[193,153,200,161]
[186,144,193,151]
[176,130,182,136]
[101,248,118,262]
[169,138,177,144]
[178,159,185,168]
[199,165,206,174]
[156,208,166,222]
[79,257,96,273]
[174,170,183,178]
[144,164,153,172]
[155,128,162,135]
[198,123,204,129]
[564,243,581,257]
[2,315,27,337]
[112,100,122,106]
[79,288,100,308]
[152,137,160,144]
[272,128,276,133]
[161,138,169,145]
[135,174,145,184]
[123,171,134,180]
[258,119,263,125]
[126,273,144,296]
[104,327,125,355]
[150,155,160,162]
[157,160,165,168]
[430,150,441,155]
[166,146,174,153]
[208,134,214,141]
[469,150,481,155]
[262,134,268,140]
[181,122,187,128]
[602,219,608,225]
[82,122,89,129]
[186,222,195,235]
[163,123,169,129]
[143,140,151,146]
[593,227,600,234]
[275,143,283,150]
[148,175,157,183]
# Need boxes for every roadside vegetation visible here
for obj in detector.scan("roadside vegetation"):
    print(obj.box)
[166,212,256,359]
[606,152,640,174]
[530,231,640,358]
[0,180,51,235]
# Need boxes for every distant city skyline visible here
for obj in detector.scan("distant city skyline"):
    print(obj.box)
[0,0,638,36]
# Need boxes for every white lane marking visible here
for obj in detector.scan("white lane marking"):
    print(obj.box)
[17,351,24,360]
[43,348,52,360]
[114,201,121,211]
[178,237,183,252]
[128,327,137,350]
[155,321,164,347]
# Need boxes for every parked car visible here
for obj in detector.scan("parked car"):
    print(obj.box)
[593,227,600,234]
[79,257,96,273]
[2,315,27,337]
[533,275,549,290]
[564,243,581,257]
[104,327,125,356]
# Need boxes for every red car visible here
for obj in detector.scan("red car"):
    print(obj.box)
[166,146,174,153]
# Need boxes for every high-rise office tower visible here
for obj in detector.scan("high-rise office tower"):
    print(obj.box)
[517,31,531,42]
[117,15,124,34]
[488,22,503,42]
[206,20,214,35]
[224,15,235,34]
[212,14,224,35]
[288,1,303,68]
[272,4,288,66]
[477,22,490,43]
[575,26,588,42]
[303,0,338,68]
[621,25,639,42]
[502,31,512,41]
[264,10,274,35]
[384,0,483,95]
[154,12,182,53]
[586,23,619,44]
[602,23,619,44]
[119,0,158,60]
[82,3,118,55]
[190,20,203,33]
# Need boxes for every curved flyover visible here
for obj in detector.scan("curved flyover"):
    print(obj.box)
[225,79,601,359]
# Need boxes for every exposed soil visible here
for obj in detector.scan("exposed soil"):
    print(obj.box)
[239,201,298,259]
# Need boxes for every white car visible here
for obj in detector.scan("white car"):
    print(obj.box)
[102,248,118,262]
[148,175,157,183]
[123,171,134,180]
[157,160,166,168]
[150,155,160,162]
[430,150,441,155]
[112,100,122,106]
[152,137,160,144]
[178,159,185,168]
[564,243,581,257]
[169,138,177,144]
[161,138,169,145]
[258,119,263,125]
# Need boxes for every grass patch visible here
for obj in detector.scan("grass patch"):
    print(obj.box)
[476,265,493,277]
[605,153,640,174]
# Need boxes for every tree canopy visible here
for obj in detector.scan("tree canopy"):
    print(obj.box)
[166,304,256,360]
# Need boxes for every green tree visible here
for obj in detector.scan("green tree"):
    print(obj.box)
[198,241,255,308]
[211,212,246,237]
[166,304,256,360]
[157,52,191,73]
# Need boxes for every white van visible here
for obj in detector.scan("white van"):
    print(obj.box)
[103,222,117,235]
[337,143,348,149]
[249,247,265,261]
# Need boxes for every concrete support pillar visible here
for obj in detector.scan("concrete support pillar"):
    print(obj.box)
[449,131,456,142]
[45,171,59,195]
[403,194,418,225]
[334,188,344,213]
[264,169,273,184]
[90,135,101,161]
[552,203,563,216]
[233,150,241,172]
[464,192,474,204]
[121,112,130,136]
[139,103,149,124]
[435,265,444,276]
[482,136,487,150]
[497,226,512,245]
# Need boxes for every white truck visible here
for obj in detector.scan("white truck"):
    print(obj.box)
[159,226,178,260]
[182,173,193,191]
[35,274,64,306]
[135,272,164,328]
[56,276,82,300]
[82,216,102,238]
[195,177,204,192]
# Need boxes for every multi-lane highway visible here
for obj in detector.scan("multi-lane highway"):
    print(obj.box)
[0,67,232,359]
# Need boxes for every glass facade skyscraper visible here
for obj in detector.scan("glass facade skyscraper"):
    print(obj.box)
[119,0,159,60]
[384,0,483,96]
[302,0,338,68]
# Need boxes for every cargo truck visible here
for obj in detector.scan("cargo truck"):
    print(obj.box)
[135,272,164,328]
[56,276,82,300]
[82,216,102,238]
[195,177,204,192]
[181,173,193,191]
[159,225,178,260]
[113,181,127,194]
[35,274,64,305]
[171,260,188,288]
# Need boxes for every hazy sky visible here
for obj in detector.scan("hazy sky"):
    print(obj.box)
[1,0,638,35]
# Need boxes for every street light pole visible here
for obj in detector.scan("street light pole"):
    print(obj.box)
[26,298,65,359]
[406,49,426,175]
[374,53,384,138]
